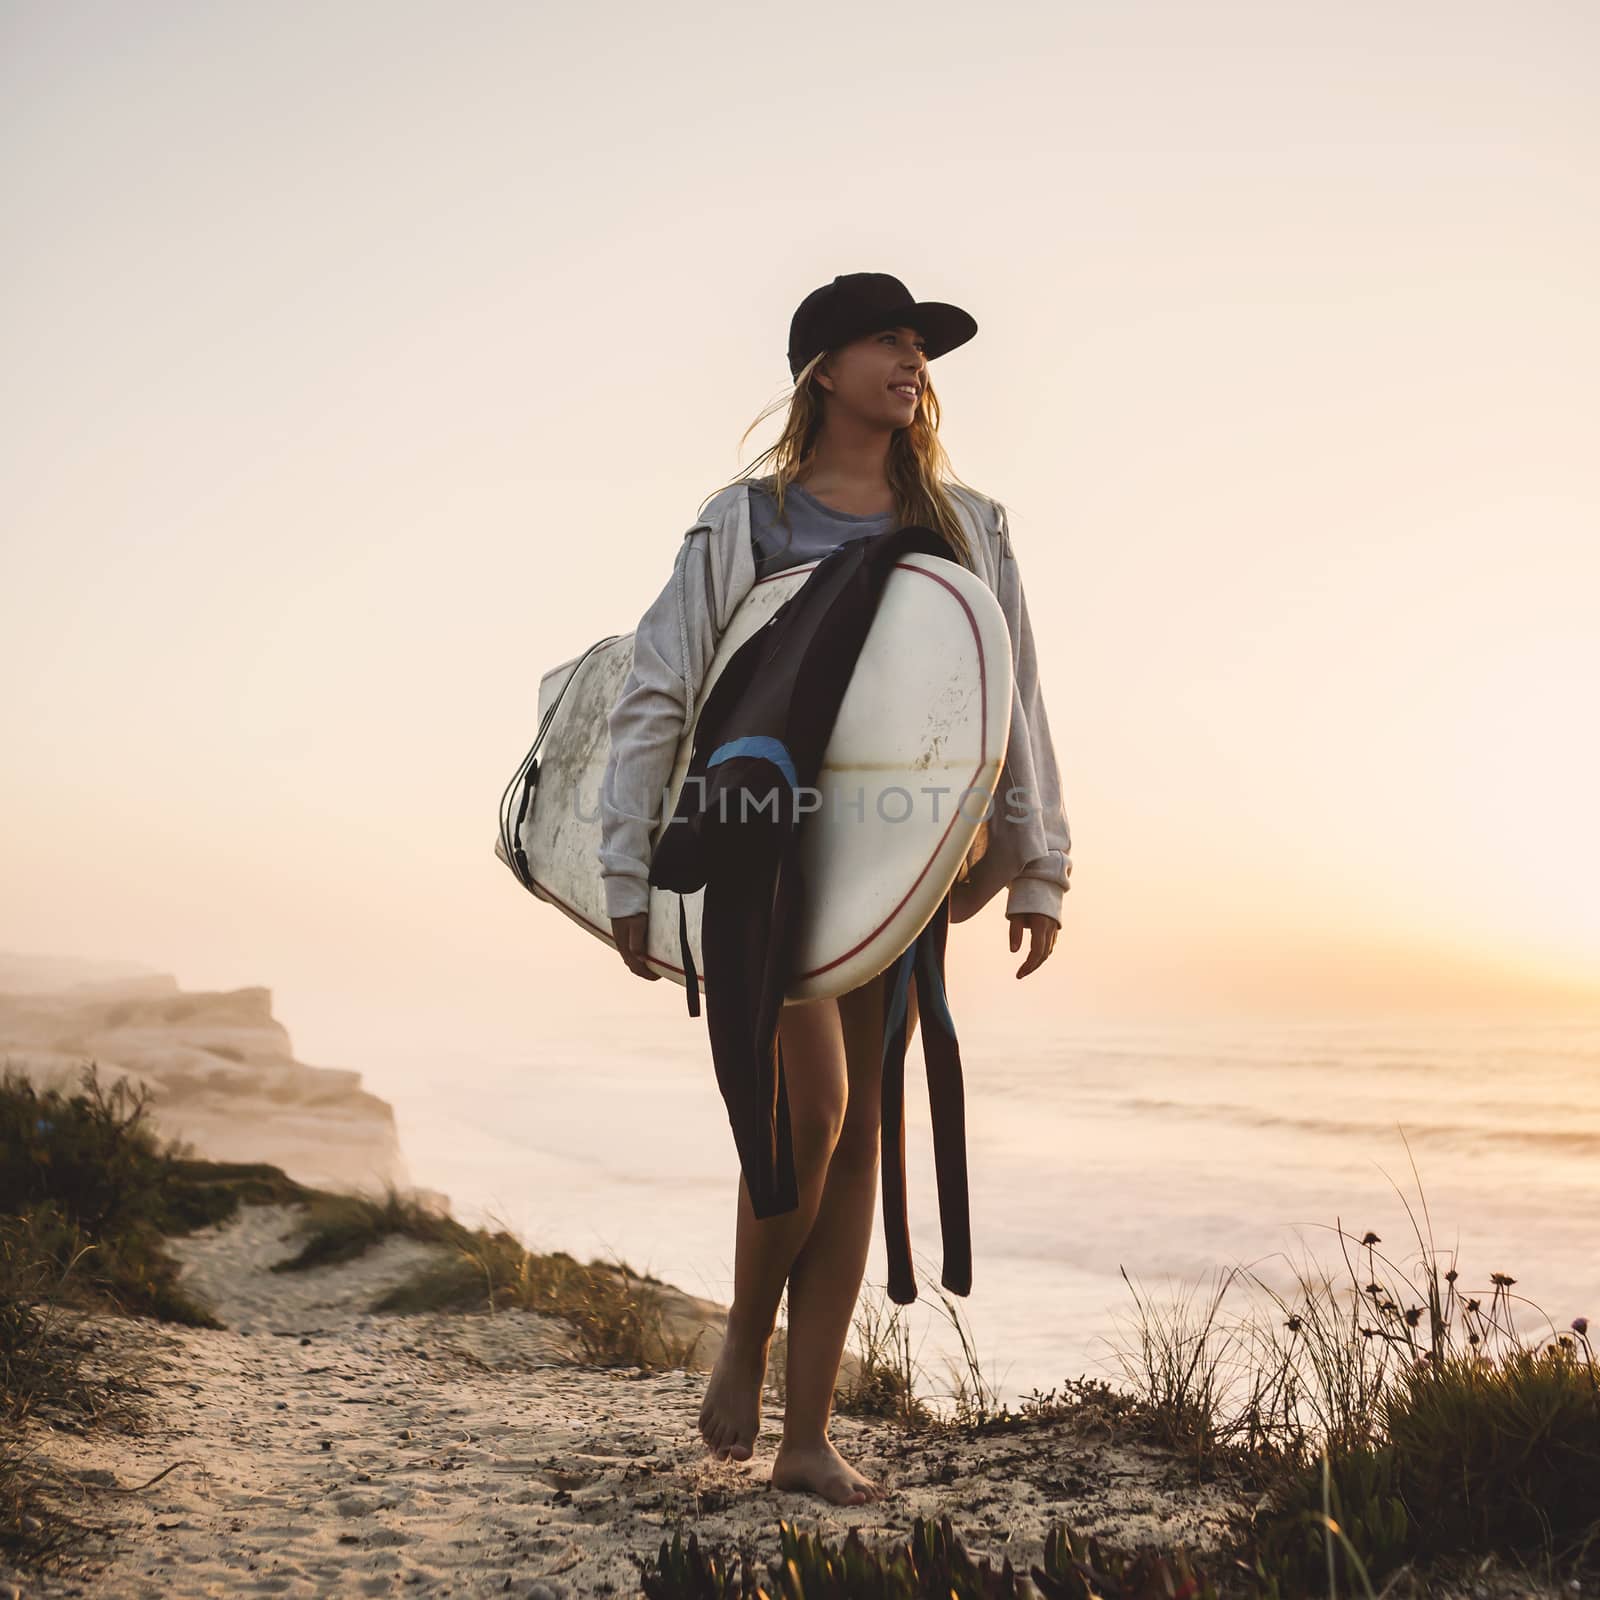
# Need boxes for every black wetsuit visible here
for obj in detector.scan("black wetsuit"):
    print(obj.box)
[648,523,973,1305]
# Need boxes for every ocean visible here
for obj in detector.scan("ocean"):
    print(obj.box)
[376,1016,1600,1413]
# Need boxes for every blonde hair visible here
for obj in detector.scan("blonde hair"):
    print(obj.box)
[700,348,981,569]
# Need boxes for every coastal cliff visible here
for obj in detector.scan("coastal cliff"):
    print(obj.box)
[0,951,447,1211]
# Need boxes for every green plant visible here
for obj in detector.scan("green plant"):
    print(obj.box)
[1107,1263,1240,1460]
[835,1287,931,1426]
[1249,1443,1407,1596]
[1,1064,169,1239]
[0,1064,221,1325]
[636,1515,1223,1600]
[927,1281,1006,1429]
[269,1182,454,1271]
[639,1525,764,1599]
[1381,1335,1600,1560]
[1031,1520,1221,1600]
[369,1209,707,1373]
[834,1259,1007,1432]
[1106,1144,1600,1591]
[0,1203,137,1568]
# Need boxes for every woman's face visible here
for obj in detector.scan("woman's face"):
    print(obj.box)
[814,325,928,428]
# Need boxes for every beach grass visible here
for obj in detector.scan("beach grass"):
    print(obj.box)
[833,1291,934,1426]
[350,1204,708,1371]
[265,1183,454,1271]
[639,1511,1230,1600]
[1098,1143,1599,1592]
[0,1058,706,1370]
[811,1137,1598,1597]
[1,1061,228,1328]
[268,1181,710,1371]
[0,1208,115,1568]
[0,1205,178,1569]
[5,1061,1597,1595]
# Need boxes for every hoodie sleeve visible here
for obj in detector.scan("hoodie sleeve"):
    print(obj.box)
[597,531,712,920]
[993,501,1073,923]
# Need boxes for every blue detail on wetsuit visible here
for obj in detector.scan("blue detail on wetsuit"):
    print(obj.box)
[914,916,957,1036]
[707,736,798,791]
[881,936,919,1060]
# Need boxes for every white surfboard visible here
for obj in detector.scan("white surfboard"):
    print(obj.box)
[496,551,1013,1002]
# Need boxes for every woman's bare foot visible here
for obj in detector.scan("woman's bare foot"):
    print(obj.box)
[770,1437,885,1506]
[698,1322,771,1461]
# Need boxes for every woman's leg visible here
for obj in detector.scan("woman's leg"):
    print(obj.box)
[698,992,850,1462]
[771,966,918,1506]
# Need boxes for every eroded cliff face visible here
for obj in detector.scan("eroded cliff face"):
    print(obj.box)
[0,952,447,1211]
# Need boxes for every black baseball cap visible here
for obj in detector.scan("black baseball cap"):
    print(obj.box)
[788,272,978,381]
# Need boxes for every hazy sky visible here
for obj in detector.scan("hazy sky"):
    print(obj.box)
[3,0,1597,1077]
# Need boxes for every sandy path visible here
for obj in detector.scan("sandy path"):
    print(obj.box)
[6,1203,1247,1598]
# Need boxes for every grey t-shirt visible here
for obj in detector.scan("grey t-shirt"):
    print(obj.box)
[748,476,897,579]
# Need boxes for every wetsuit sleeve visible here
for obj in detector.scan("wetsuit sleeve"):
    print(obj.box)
[994,502,1073,924]
[597,531,712,920]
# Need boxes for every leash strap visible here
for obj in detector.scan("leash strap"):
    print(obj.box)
[878,889,971,1304]
[678,892,701,1018]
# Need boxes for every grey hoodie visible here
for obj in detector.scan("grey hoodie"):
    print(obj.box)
[597,480,1072,928]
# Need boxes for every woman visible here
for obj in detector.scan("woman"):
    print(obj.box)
[597,273,1071,1508]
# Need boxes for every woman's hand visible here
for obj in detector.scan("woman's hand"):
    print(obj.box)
[610,913,660,981]
[1007,912,1060,979]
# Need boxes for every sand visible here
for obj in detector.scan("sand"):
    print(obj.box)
[2,1201,1254,1597]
